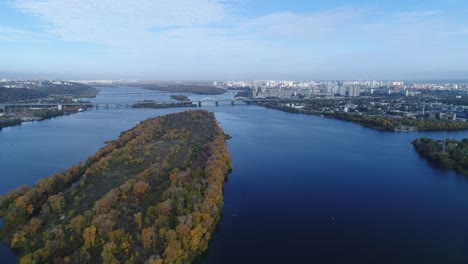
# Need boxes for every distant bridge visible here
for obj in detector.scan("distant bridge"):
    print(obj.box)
[0,97,309,110]
[98,91,238,97]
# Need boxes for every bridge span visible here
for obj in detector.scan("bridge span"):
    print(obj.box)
[0,97,308,110]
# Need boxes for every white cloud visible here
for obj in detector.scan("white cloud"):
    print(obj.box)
[13,0,232,44]
[242,7,368,38]
[7,0,468,79]
[395,10,441,18]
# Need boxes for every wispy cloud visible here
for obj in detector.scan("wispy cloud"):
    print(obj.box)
[0,25,47,42]
[395,10,441,18]
[13,0,232,44]
[6,0,468,79]
[242,7,369,38]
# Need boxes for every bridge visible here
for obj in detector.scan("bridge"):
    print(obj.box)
[0,97,309,111]
[194,96,253,106]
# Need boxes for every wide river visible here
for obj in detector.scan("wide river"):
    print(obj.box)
[1,87,468,263]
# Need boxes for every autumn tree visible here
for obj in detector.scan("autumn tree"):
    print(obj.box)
[134,212,142,229]
[47,194,65,214]
[133,180,150,195]
[141,227,156,250]
[68,215,87,234]
[101,242,119,264]
[83,225,97,249]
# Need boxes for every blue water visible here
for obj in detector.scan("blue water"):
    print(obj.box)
[1,87,468,263]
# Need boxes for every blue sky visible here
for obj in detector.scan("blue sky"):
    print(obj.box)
[1,0,468,80]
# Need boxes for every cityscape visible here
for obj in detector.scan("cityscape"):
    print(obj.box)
[2,79,468,132]
[2,0,468,264]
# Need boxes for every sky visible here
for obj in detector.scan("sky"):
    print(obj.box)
[1,0,468,80]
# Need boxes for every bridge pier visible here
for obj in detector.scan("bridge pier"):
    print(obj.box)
[198,102,202,107]
[231,101,235,106]
[215,101,219,107]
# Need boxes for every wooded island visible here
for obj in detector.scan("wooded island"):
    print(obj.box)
[0,110,232,264]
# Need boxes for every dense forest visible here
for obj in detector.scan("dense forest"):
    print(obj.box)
[0,110,232,264]
[133,100,195,109]
[0,88,46,103]
[32,82,98,98]
[413,138,468,175]
[135,84,225,95]
[170,95,190,102]
[0,116,22,130]
[0,82,98,103]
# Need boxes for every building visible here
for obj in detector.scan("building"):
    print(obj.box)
[349,86,360,97]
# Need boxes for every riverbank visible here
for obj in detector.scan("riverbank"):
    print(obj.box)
[0,106,86,131]
[257,101,468,132]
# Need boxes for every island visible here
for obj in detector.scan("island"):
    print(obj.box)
[132,100,195,109]
[170,95,190,102]
[0,110,232,264]
[413,138,468,175]
[134,84,226,95]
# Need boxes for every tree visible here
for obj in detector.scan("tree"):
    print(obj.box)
[133,181,150,195]
[47,194,65,214]
[28,217,43,236]
[19,254,37,264]
[141,227,155,250]
[11,231,27,248]
[68,215,87,234]
[134,212,142,230]
[83,226,97,249]
[26,204,34,215]
[101,242,119,264]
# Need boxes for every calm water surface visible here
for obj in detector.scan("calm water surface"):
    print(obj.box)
[1,87,468,263]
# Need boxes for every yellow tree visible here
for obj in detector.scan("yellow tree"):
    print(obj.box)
[47,194,65,214]
[101,242,119,264]
[68,215,87,234]
[28,217,43,236]
[83,225,97,249]
[133,181,150,195]
[141,227,155,250]
[11,231,27,248]
[134,212,142,230]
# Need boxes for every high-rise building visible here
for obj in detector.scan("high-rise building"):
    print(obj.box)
[339,86,347,96]
[349,86,360,97]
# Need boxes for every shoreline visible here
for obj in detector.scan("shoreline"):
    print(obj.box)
[256,102,468,132]
[0,108,86,131]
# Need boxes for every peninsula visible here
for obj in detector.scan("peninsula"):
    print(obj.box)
[0,110,232,264]
[0,81,98,130]
[413,138,468,175]
[258,101,468,132]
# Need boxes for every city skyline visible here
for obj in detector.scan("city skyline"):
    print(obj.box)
[2,0,468,80]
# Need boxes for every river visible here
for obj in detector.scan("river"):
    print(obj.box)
[1,87,468,263]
